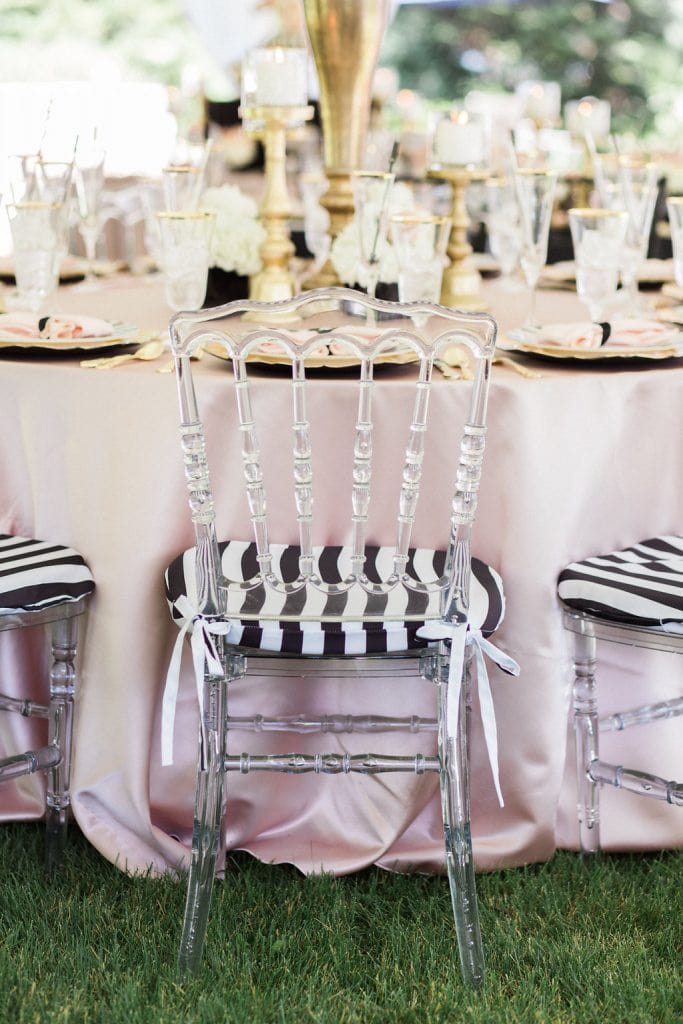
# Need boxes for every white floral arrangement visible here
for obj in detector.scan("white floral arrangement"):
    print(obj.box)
[330,181,416,288]
[200,185,266,277]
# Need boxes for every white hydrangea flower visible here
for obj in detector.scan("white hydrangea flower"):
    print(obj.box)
[330,181,416,287]
[200,185,266,276]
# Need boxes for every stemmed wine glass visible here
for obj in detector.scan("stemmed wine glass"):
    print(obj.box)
[616,158,658,314]
[513,168,557,334]
[74,140,106,292]
[593,154,658,314]
[351,170,395,301]
[568,208,629,323]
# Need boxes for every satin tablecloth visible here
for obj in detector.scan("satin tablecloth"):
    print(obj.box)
[0,274,681,875]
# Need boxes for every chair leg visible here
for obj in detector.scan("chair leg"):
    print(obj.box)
[178,662,230,977]
[45,615,78,873]
[436,649,485,989]
[572,630,601,856]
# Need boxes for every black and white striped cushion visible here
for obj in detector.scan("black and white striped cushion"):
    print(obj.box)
[558,535,683,627]
[165,541,505,656]
[0,534,95,614]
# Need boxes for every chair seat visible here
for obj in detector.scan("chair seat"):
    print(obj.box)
[165,541,505,656]
[0,534,95,614]
[557,535,683,628]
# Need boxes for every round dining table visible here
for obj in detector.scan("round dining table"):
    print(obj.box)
[0,269,681,876]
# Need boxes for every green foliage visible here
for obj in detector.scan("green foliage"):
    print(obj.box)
[382,0,683,135]
[0,0,212,85]
[0,823,681,1023]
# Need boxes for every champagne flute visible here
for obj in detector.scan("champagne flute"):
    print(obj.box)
[617,158,658,314]
[569,208,628,323]
[513,168,557,333]
[74,146,106,291]
[484,177,522,290]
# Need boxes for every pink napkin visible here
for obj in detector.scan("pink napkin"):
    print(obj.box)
[0,312,114,340]
[540,318,679,350]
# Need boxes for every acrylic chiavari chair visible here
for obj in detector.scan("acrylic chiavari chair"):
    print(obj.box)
[558,536,683,854]
[0,534,94,869]
[162,287,517,988]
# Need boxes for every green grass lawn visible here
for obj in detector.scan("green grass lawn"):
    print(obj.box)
[0,822,680,1024]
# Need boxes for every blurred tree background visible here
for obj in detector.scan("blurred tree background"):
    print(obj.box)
[1,0,682,138]
[382,0,683,136]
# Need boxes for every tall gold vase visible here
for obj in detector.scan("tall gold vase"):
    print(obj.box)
[303,0,391,287]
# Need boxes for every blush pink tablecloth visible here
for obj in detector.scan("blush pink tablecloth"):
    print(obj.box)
[0,274,681,875]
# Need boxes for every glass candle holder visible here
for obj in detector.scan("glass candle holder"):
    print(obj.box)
[241,48,309,109]
[431,110,489,169]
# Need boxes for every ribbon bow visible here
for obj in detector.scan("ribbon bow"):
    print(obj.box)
[162,595,240,767]
[416,620,519,807]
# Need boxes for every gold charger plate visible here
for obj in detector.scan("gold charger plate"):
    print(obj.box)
[0,320,140,351]
[500,329,683,362]
[204,341,419,370]
[0,256,125,282]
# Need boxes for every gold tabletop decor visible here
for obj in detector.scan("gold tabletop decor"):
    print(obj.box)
[302,0,391,288]
[241,104,314,302]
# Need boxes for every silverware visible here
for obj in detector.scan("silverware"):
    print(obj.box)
[79,336,164,369]
[493,354,543,379]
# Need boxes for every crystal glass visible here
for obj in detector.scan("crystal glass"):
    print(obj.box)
[6,201,66,312]
[390,213,451,303]
[617,159,658,312]
[157,211,215,311]
[74,151,106,292]
[513,168,557,330]
[595,155,659,312]
[666,196,683,289]
[568,208,629,322]
[161,165,204,212]
[484,177,522,289]
[351,170,395,300]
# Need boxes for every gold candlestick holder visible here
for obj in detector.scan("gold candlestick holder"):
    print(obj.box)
[428,165,488,311]
[241,105,313,302]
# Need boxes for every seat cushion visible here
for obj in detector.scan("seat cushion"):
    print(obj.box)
[165,541,505,656]
[0,534,95,614]
[557,535,683,627]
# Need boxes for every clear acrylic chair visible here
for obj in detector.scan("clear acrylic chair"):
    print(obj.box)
[163,286,516,989]
[0,533,95,869]
[558,535,683,854]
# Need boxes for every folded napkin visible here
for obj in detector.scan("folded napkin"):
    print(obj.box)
[539,318,679,350]
[0,312,114,340]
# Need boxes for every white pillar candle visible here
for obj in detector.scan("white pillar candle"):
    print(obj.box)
[242,48,308,109]
[516,81,561,125]
[433,111,488,167]
[564,97,611,140]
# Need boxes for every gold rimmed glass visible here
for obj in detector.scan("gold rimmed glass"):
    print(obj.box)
[6,201,67,312]
[161,165,205,212]
[156,211,215,311]
[389,212,451,304]
[617,158,658,312]
[568,208,629,322]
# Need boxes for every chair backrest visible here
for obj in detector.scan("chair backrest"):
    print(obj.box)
[169,287,497,628]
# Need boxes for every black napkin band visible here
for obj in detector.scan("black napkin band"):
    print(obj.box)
[38,316,50,333]
[599,322,611,346]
